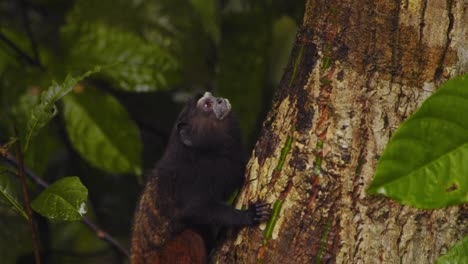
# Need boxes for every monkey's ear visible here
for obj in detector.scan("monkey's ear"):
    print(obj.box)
[177,122,193,146]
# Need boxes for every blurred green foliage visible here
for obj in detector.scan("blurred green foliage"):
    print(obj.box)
[0,0,301,262]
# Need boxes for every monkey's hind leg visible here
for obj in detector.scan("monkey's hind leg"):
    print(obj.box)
[157,229,207,264]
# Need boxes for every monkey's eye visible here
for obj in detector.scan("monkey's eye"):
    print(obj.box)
[203,101,212,110]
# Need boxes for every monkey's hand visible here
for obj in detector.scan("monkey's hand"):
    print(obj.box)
[247,202,272,224]
[182,201,271,226]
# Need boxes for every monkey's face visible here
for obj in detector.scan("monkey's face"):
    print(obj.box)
[196,92,231,120]
[174,92,241,150]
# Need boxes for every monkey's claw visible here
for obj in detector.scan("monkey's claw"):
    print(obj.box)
[249,202,272,223]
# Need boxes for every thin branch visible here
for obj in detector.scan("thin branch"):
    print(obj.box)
[4,152,48,188]
[50,248,112,258]
[1,151,130,258]
[0,32,46,71]
[82,217,130,257]
[14,132,42,264]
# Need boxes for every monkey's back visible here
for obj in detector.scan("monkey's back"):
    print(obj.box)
[131,167,211,264]
[130,173,174,264]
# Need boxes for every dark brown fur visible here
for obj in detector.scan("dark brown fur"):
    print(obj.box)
[131,93,270,264]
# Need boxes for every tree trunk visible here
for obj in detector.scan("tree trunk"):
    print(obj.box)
[213,0,467,263]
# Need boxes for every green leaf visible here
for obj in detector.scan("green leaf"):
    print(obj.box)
[66,0,204,47]
[31,176,88,221]
[63,87,142,175]
[435,236,468,264]
[368,75,468,208]
[62,22,179,92]
[24,67,100,151]
[66,0,151,32]
[64,0,214,89]
[0,167,27,219]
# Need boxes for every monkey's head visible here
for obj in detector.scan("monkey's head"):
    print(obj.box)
[173,92,242,151]
[195,91,232,121]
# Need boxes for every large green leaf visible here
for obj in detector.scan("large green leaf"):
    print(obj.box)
[66,0,152,33]
[64,0,213,90]
[24,67,100,150]
[368,75,468,208]
[0,166,27,219]
[10,91,63,176]
[435,236,468,264]
[62,22,180,92]
[66,0,198,39]
[31,176,88,221]
[63,87,142,175]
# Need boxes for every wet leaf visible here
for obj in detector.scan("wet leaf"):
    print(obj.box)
[24,67,100,150]
[0,166,27,219]
[435,236,468,264]
[32,177,88,221]
[63,88,142,175]
[62,22,179,92]
[368,75,468,208]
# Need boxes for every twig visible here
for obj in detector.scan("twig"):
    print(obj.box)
[1,151,130,258]
[82,217,130,257]
[0,32,45,71]
[14,132,42,264]
[5,152,48,188]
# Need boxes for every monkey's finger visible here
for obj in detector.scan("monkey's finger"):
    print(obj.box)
[255,203,271,211]
[256,206,272,214]
[254,203,271,209]
[254,207,272,222]
[257,210,272,216]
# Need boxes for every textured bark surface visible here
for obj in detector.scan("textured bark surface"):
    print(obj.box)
[213,0,467,263]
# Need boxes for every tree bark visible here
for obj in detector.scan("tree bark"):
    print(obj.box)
[213,0,467,263]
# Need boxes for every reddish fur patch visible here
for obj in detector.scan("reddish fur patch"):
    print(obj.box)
[152,229,207,264]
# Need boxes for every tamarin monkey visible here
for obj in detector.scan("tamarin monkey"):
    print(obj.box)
[131,92,271,264]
